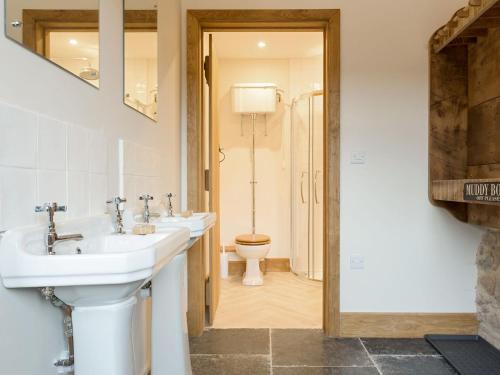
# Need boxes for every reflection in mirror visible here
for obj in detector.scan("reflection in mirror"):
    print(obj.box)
[5,0,100,87]
[124,1,158,121]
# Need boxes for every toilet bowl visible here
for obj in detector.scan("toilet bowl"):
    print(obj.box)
[235,234,271,286]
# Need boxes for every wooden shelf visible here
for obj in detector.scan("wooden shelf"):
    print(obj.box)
[429,0,500,229]
[432,179,500,205]
[431,0,500,53]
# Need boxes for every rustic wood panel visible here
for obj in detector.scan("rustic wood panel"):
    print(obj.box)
[429,46,469,221]
[432,178,500,205]
[187,9,341,337]
[467,164,500,228]
[468,164,500,178]
[468,97,500,166]
[340,313,478,338]
[431,0,500,53]
[469,26,500,107]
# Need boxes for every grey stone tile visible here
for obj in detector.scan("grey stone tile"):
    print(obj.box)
[273,367,379,375]
[190,329,269,355]
[191,354,270,375]
[361,338,438,355]
[373,356,458,375]
[272,330,372,367]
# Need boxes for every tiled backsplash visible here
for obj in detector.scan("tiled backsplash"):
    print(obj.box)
[0,101,108,231]
[120,139,166,212]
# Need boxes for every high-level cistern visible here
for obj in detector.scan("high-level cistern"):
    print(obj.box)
[139,194,154,223]
[107,197,127,234]
[35,203,84,255]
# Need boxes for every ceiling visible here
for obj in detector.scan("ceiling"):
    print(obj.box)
[49,32,99,60]
[211,32,323,59]
[49,31,157,60]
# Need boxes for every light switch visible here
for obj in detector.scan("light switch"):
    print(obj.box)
[351,152,366,165]
[350,254,365,270]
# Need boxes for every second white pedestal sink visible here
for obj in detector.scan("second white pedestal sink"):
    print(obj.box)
[0,215,190,375]
[154,212,216,238]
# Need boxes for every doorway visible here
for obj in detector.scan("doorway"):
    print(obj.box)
[186,9,340,337]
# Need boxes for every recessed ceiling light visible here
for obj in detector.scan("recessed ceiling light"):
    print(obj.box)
[257,41,266,48]
[69,39,78,45]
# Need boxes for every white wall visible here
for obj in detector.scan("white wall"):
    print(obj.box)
[181,0,484,313]
[0,0,181,373]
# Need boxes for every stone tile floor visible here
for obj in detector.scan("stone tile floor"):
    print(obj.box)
[190,329,458,374]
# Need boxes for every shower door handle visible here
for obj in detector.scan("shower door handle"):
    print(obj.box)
[300,172,308,204]
[314,170,320,204]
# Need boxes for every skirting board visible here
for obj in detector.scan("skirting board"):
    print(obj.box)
[340,313,478,338]
[229,258,291,276]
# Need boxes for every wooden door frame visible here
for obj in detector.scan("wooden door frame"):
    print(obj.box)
[22,9,157,56]
[186,9,341,337]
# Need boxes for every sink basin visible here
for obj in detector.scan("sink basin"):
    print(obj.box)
[0,214,190,375]
[0,215,189,290]
[137,212,216,238]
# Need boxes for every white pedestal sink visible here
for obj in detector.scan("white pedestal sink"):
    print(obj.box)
[153,212,216,238]
[0,215,190,375]
[145,211,215,375]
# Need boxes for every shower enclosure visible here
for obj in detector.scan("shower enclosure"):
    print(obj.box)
[290,90,324,281]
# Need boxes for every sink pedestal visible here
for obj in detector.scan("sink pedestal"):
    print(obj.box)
[152,252,192,374]
[72,296,137,375]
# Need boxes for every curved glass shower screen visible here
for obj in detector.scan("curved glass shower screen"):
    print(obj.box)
[290,91,324,281]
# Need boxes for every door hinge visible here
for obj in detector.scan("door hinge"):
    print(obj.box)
[205,169,210,191]
[205,277,212,306]
[204,56,210,85]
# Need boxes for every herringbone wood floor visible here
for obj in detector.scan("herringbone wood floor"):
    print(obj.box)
[212,272,322,329]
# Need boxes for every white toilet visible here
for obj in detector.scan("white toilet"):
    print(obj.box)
[235,234,271,286]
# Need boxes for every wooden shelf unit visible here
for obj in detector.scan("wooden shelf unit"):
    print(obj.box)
[429,0,500,229]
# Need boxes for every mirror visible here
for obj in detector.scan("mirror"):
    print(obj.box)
[123,1,158,121]
[5,0,100,88]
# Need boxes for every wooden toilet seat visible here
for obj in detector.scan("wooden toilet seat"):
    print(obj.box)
[235,234,271,245]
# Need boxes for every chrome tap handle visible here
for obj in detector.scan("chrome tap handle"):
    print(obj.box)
[139,195,154,223]
[165,193,175,217]
[106,197,127,206]
[106,197,127,234]
[35,202,67,213]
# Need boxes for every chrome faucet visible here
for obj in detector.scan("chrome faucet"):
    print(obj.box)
[166,193,175,217]
[35,203,84,255]
[139,194,154,223]
[106,197,127,234]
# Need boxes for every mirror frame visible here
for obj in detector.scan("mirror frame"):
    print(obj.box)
[122,4,158,122]
[4,2,101,88]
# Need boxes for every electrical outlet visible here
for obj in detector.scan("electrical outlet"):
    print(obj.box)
[351,151,367,165]
[350,254,365,270]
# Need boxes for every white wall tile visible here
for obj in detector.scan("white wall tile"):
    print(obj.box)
[123,174,137,211]
[38,116,67,171]
[67,124,89,172]
[89,130,108,174]
[122,140,137,175]
[0,167,37,230]
[0,104,37,168]
[37,169,67,205]
[37,170,67,222]
[68,171,89,219]
[90,173,108,215]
